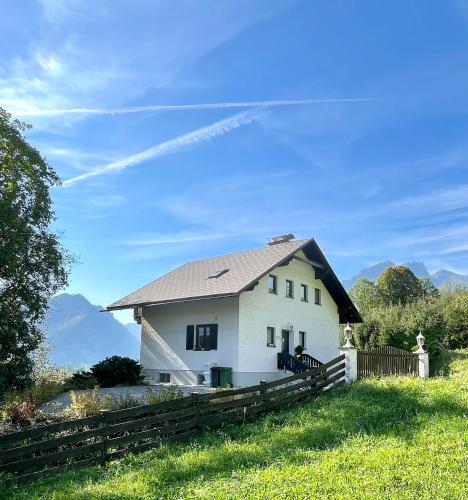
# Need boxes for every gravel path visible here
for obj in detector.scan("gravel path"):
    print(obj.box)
[40,384,211,414]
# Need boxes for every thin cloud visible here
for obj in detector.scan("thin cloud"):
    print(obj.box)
[62,110,259,186]
[127,232,233,246]
[12,97,379,117]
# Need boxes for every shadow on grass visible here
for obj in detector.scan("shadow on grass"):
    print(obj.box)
[430,349,468,376]
[3,363,467,498]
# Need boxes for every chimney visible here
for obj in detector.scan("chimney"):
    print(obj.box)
[268,233,295,245]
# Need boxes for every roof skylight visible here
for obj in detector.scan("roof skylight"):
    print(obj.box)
[207,269,230,279]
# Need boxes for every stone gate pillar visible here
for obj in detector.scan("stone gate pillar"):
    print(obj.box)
[339,323,358,383]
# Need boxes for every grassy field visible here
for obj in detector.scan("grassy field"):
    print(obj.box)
[2,351,467,499]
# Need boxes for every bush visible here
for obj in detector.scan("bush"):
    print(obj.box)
[443,289,468,348]
[294,345,304,356]
[104,392,145,411]
[146,386,183,404]
[27,342,71,404]
[353,297,445,355]
[3,395,38,426]
[90,356,143,388]
[64,390,104,418]
[64,370,97,391]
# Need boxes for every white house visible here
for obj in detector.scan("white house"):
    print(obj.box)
[107,235,362,387]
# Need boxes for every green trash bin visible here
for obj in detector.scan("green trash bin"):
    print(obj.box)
[211,367,232,387]
[218,367,232,386]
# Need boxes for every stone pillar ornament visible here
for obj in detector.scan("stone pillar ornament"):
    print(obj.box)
[343,323,354,348]
[416,331,426,353]
[340,323,358,383]
[415,332,429,378]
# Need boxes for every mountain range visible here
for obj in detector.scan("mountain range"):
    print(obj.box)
[342,261,468,290]
[45,293,140,368]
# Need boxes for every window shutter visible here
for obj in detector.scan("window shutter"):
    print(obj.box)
[209,324,218,350]
[186,325,194,350]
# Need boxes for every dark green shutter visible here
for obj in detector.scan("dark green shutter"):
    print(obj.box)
[209,324,218,350]
[186,325,194,350]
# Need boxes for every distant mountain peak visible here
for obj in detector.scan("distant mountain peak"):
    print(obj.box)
[341,260,395,289]
[343,261,468,290]
[45,293,139,368]
[402,261,430,278]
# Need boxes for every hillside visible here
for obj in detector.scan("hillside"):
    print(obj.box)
[45,294,140,367]
[4,351,467,499]
[343,260,468,290]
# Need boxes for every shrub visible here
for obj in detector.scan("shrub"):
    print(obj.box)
[3,395,38,426]
[64,370,97,391]
[27,341,71,404]
[443,289,468,348]
[90,356,143,388]
[354,297,445,355]
[104,392,145,411]
[146,386,183,404]
[64,390,104,417]
[294,345,304,356]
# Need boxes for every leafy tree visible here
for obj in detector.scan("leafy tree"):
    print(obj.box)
[0,108,71,390]
[376,265,423,306]
[443,288,468,348]
[349,278,378,313]
[419,277,439,299]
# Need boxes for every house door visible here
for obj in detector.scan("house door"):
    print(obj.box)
[281,330,290,354]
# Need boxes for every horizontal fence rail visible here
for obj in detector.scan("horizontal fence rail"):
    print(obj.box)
[357,346,418,379]
[0,354,345,485]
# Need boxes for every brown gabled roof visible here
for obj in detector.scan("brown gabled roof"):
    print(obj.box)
[107,238,362,323]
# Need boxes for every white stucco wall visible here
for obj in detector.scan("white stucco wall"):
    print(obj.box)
[140,297,239,385]
[140,250,341,387]
[237,250,340,386]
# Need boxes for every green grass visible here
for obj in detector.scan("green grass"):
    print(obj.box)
[2,351,468,499]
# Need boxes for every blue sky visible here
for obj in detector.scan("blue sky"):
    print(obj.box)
[1,0,468,323]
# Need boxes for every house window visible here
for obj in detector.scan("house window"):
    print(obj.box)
[268,274,277,294]
[267,326,276,347]
[285,279,294,298]
[300,284,308,302]
[195,324,218,350]
[186,324,218,350]
[315,288,321,305]
[299,331,306,349]
[159,373,170,383]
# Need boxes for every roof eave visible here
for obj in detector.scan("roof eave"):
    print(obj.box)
[106,292,240,311]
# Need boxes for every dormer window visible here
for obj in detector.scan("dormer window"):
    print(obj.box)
[207,269,229,279]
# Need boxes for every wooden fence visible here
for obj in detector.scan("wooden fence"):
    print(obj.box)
[0,354,345,485]
[357,346,418,379]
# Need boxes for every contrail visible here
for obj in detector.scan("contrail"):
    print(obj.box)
[62,110,259,186]
[13,97,379,117]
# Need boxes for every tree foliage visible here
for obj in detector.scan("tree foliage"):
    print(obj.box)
[442,288,468,348]
[349,264,467,352]
[0,108,71,390]
[349,278,378,313]
[375,265,423,306]
[419,277,439,299]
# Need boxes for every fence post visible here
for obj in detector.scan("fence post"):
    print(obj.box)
[190,392,200,429]
[339,323,358,383]
[99,409,109,465]
[260,380,268,409]
[415,332,429,378]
